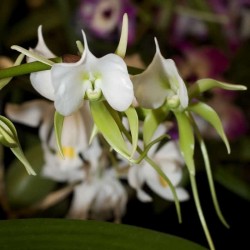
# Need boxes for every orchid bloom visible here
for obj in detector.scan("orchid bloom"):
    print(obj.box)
[5,100,96,182]
[128,126,189,202]
[17,24,134,116]
[67,168,127,222]
[131,39,188,111]
[51,30,133,116]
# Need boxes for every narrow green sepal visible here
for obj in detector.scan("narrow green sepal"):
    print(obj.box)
[143,106,169,146]
[54,111,65,158]
[188,78,247,99]
[10,146,36,176]
[188,101,230,154]
[89,124,99,145]
[115,13,128,58]
[90,101,130,159]
[11,45,55,66]
[174,112,195,175]
[190,115,230,228]
[124,107,139,158]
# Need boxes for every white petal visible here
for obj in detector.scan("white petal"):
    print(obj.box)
[137,189,152,202]
[67,181,98,219]
[97,54,134,111]
[163,59,188,109]
[154,141,184,166]
[27,26,56,99]
[127,165,144,190]
[51,63,87,116]
[5,100,52,127]
[27,25,55,63]
[131,51,167,109]
[132,38,188,109]
[50,31,97,116]
[30,70,55,100]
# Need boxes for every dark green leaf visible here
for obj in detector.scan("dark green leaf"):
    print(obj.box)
[0,219,208,250]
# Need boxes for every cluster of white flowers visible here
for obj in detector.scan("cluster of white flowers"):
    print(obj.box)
[6,22,190,221]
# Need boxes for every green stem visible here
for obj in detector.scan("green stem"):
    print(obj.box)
[0,61,51,79]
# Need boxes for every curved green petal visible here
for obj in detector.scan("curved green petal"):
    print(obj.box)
[90,101,130,159]
[188,78,247,99]
[174,112,195,175]
[188,102,230,154]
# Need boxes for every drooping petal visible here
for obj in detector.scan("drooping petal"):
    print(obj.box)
[30,70,55,100]
[67,181,99,219]
[97,54,134,111]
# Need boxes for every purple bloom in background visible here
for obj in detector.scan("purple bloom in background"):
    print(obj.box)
[175,45,229,82]
[209,0,250,50]
[75,0,136,45]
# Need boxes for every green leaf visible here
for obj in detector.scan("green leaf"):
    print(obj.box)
[90,101,130,159]
[0,53,24,90]
[174,112,195,175]
[54,111,65,158]
[188,78,247,99]
[188,102,230,154]
[0,219,208,250]
[6,144,57,209]
[124,107,139,158]
[143,106,169,146]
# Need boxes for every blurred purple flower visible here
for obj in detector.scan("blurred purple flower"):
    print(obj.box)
[175,45,229,82]
[171,0,250,52]
[208,0,250,50]
[75,0,136,45]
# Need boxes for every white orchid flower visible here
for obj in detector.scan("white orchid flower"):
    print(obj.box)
[67,168,127,222]
[131,38,188,110]
[128,126,189,202]
[12,17,133,116]
[5,100,95,182]
[51,30,133,116]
